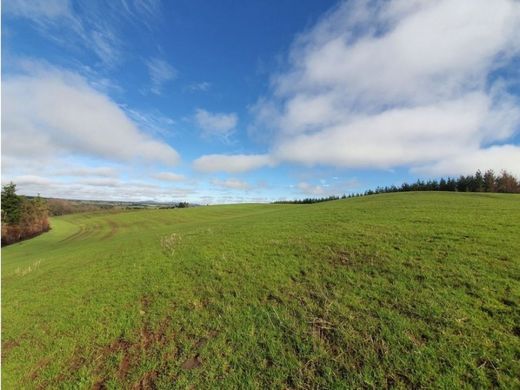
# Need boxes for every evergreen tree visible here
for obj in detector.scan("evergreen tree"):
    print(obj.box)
[446,178,457,191]
[456,176,468,192]
[1,183,22,224]
[273,169,518,204]
[474,170,484,192]
[483,170,496,192]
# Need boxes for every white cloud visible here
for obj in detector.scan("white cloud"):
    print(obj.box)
[252,0,520,175]
[1,175,194,202]
[119,0,162,30]
[297,182,327,196]
[54,166,119,178]
[4,0,73,21]
[413,145,520,177]
[89,27,122,66]
[193,154,272,174]
[187,82,211,92]
[278,0,520,107]
[274,93,503,168]
[1,173,273,204]
[4,0,122,66]
[9,175,53,187]
[124,108,175,138]
[152,172,186,182]
[146,58,177,95]
[195,109,238,139]
[212,178,251,190]
[78,177,121,187]
[2,65,180,166]
[296,178,359,197]
[5,0,164,67]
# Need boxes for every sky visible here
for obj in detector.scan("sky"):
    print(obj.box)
[2,0,520,204]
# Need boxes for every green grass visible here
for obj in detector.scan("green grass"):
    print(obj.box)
[2,192,519,389]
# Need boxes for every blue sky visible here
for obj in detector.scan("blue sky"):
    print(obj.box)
[3,0,520,203]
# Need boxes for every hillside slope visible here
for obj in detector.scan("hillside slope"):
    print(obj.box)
[2,193,519,388]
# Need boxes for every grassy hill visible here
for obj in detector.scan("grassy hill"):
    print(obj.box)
[2,192,519,388]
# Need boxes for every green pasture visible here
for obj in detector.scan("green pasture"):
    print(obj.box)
[2,192,519,388]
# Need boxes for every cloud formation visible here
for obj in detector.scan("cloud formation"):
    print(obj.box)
[146,57,177,95]
[5,0,164,67]
[2,64,180,166]
[296,178,359,197]
[195,108,238,138]
[212,178,251,190]
[187,82,211,92]
[193,154,272,173]
[54,166,119,178]
[195,109,238,139]
[296,182,329,196]
[242,0,520,175]
[152,172,186,182]
[4,0,73,22]
[1,174,193,202]
[414,145,520,177]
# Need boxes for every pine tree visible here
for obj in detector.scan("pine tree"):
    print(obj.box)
[483,170,496,192]
[474,170,484,192]
[1,183,22,225]
[456,176,468,192]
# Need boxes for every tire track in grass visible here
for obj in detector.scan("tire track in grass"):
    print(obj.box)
[58,224,87,244]
[101,219,119,241]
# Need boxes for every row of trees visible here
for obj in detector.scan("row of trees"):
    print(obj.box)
[1,183,50,246]
[361,170,519,196]
[47,198,117,216]
[273,195,341,204]
[158,201,190,209]
[275,170,519,204]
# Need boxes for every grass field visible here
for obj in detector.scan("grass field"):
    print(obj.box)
[2,192,519,388]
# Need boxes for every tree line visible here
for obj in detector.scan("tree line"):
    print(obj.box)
[273,195,341,204]
[275,170,520,204]
[46,198,118,216]
[2,183,50,246]
[361,169,519,196]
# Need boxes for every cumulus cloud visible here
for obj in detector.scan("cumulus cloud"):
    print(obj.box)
[78,177,121,187]
[1,175,194,202]
[212,178,251,190]
[193,154,272,174]
[146,57,177,95]
[274,93,509,168]
[54,166,119,178]
[2,65,180,166]
[0,173,269,204]
[9,175,53,187]
[252,0,520,175]
[195,109,238,139]
[413,145,520,177]
[152,172,186,182]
